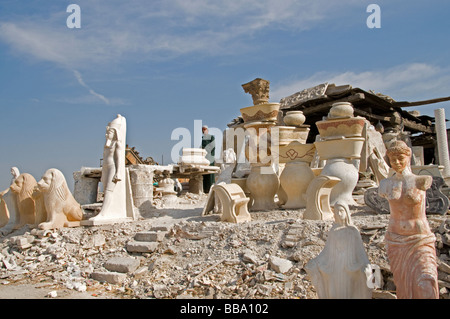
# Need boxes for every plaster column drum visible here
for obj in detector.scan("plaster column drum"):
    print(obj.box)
[129,165,154,212]
[434,108,450,179]
[73,171,99,205]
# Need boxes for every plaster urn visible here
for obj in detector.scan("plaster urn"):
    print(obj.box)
[283,111,306,127]
[314,137,365,160]
[328,102,354,119]
[320,158,359,206]
[246,164,279,211]
[279,161,315,209]
[276,142,316,209]
[316,117,366,140]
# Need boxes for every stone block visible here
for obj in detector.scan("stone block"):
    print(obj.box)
[104,257,140,273]
[126,241,159,253]
[134,231,167,242]
[91,271,127,284]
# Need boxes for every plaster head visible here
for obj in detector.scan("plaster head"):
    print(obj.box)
[10,167,20,179]
[333,201,352,226]
[386,140,412,174]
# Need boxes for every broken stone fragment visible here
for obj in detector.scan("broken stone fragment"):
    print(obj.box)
[269,256,293,274]
[91,271,127,285]
[134,231,167,242]
[126,241,159,253]
[104,257,140,273]
[152,284,170,299]
[438,258,450,274]
[242,249,260,265]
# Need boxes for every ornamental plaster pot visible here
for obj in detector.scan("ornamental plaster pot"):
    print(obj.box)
[316,117,366,140]
[240,103,280,123]
[246,164,279,211]
[279,161,315,209]
[314,137,365,160]
[320,158,359,206]
[283,111,306,127]
[273,126,310,146]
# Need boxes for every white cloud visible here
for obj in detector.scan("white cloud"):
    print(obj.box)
[73,70,110,105]
[271,63,450,103]
[0,0,361,66]
[0,0,363,105]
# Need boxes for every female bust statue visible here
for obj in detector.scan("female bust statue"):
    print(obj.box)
[379,140,439,299]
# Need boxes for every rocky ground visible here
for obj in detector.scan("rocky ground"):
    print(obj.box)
[0,192,448,300]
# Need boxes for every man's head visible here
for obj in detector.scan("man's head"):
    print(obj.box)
[202,125,209,135]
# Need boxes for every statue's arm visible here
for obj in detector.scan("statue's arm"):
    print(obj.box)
[378,179,389,198]
[112,141,123,182]
[0,187,9,198]
[416,175,432,191]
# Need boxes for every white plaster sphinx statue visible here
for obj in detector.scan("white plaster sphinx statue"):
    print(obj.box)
[36,168,84,230]
[82,114,134,225]
[305,201,373,299]
[0,172,37,235]
[0,167,20,228]
[379,140,439,299]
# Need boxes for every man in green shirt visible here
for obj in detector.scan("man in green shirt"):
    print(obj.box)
[201,125,215,193]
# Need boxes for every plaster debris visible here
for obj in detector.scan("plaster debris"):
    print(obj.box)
[0,197,447,299]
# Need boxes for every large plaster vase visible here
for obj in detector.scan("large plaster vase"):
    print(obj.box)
[316,117,366,140]
[320,158,359,206]
[246,164,279,211]
[240,103,280,123]
[283,111,306,127]
[279,161,315,209]
[314,137,365,160]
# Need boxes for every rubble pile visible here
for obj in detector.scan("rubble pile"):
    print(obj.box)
[0,199,448,299]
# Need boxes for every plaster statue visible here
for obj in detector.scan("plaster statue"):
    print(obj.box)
[31,186,47,228]
[83,114,134,225]
[7,173,37,231]
[305,201,373,299]
[216,148,237,184]
[0,167,20,228]
[378,140,439,299]
[36,168,83,230]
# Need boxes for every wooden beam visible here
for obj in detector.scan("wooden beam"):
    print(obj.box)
[353,109,391,122]
[393,96,450,108]
[402,118,434,134]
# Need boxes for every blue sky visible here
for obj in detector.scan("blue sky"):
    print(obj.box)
[0,0,450,189]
